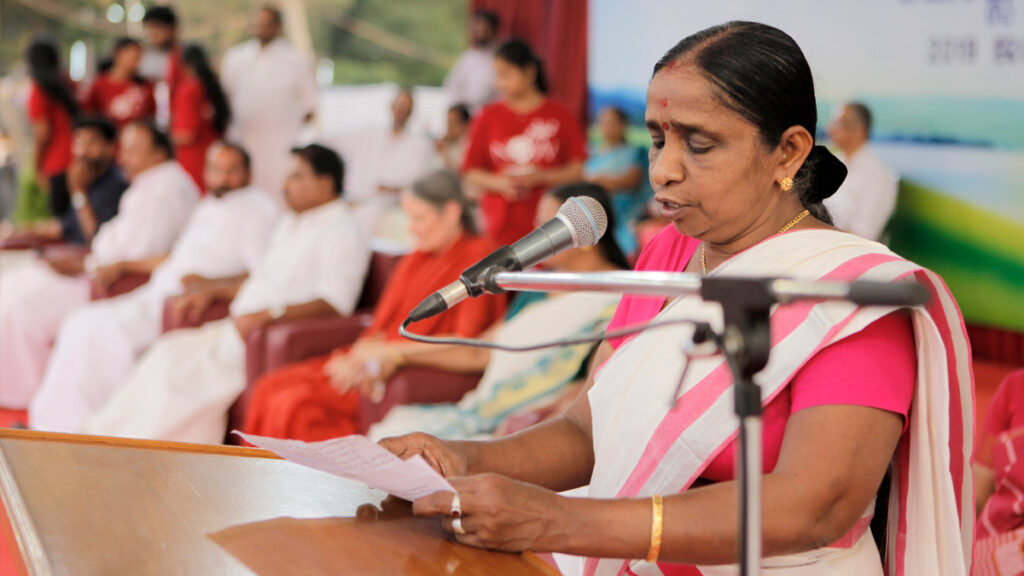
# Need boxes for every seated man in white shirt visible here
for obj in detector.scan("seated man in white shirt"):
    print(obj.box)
[824,102,899,241]
[0,122,198,411]
[330,89,433,237]
[74,144,371,444]
[30,143,280,433]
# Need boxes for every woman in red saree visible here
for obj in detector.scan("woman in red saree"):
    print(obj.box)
[242,170,507,441]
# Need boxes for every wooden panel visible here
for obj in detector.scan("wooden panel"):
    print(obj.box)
[0,431,554,575]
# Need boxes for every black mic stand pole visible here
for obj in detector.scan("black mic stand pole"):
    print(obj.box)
[698,277,775,576]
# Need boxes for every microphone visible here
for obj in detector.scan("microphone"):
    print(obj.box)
[406,196,608,323]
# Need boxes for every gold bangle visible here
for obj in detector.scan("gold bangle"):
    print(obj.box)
[646,494,663,563]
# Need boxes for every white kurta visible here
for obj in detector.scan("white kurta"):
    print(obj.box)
[29,187,279,432]
[80,199,371,444]
[330,127,433,237]
[443,46,498,112]
[221,38,317,203]
[824,145,900,241]
[0,161,197,409]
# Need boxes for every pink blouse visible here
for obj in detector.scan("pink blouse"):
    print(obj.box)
[605,225,916,480]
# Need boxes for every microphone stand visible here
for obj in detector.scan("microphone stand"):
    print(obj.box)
[492,271,770,574]
[390,270,928,575]
[475,270,925,576]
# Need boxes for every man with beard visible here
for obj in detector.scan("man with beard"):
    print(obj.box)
[1,117,127,247]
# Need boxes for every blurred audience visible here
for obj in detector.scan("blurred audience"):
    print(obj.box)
[243,170,507,442]
[368,183,629,441]
[221,5,317,203]
[434,104,471,172]
[171,45,231,191]
[584,106,651,257]
[0,122,198,411]
[444,10,500,112]
[81,38,156,135]
[0,118,126,247]
[31,143,279,434]
[462,39,586,245]
[25,36,76,189]
[825,101,899,241]
[139,6,182,126]
[76,144,369,444]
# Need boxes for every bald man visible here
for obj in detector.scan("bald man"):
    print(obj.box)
[825,102,899,242]
[329,89,433,236]
[31,143,279,432]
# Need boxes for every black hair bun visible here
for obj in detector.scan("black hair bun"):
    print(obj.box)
[807,146,847,203]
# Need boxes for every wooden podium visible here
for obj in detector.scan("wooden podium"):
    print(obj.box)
[0,430,557,575]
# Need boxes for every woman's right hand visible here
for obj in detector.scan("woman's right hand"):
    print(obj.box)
[379,432,469,478]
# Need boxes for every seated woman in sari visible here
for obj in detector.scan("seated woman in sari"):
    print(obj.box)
[368,182,631,442]
[974,369,1024,576]
[242,170,507,441]
[584,106,651,257]
[380,22,973,576]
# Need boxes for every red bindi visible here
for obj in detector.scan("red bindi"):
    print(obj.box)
[662,122,670,130]
[659,98,668,108]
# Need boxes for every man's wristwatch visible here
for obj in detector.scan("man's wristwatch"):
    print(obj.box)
[71,192,87,210]
[268,305,287,321]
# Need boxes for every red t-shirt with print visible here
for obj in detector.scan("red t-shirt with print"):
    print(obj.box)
[461,99,587,245]
[82,75,156,132]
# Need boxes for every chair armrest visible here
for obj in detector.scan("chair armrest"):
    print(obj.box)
[90,272,150,300]
[161,296,232,333]
[260,314,375,375]
[0,233,62,251]
[225,313,375,442]
[357,368,483,433]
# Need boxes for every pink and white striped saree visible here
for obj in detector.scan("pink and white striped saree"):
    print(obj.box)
[584,230,973,576]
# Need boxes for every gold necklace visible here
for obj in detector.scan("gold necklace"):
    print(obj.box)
[701,209,811,275]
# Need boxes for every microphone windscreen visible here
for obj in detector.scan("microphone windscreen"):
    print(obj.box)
[557,196,607,247]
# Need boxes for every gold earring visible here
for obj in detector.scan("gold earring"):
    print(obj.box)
[780,176,794,192]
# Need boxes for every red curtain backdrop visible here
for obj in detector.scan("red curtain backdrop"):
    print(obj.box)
[470,0,589,125]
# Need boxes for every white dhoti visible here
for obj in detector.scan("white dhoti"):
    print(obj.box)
[0,263,90,409]
[81,319,245,444]
[29,288,164,432]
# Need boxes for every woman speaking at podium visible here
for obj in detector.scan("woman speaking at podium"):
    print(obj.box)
[382,21,972,576]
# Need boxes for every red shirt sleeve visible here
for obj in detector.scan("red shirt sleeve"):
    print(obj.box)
[461,106,494,173]
[27,84,47,121]
[789,311,916,421]
[171,82,201,137]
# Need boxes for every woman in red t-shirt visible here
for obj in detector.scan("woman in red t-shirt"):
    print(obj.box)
[25,37,76,185]
[171,45,230,192]
[81,38,155,134]
[461,39,587,245]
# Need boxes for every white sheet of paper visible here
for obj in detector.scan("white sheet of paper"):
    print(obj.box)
[236,432,455,501]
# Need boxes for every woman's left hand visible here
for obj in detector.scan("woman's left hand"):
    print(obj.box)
[411,473,569,552]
